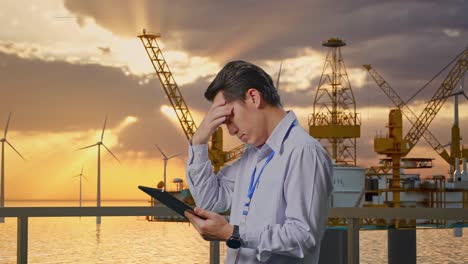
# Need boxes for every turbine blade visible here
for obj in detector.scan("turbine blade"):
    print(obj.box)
[168,153,182,160]
[4,112,11,138]
[81,165,84,175]
[276,61,283,90]
[463,92,468,100]
[83,175,89,181]
[102,143,120,163]
[6,140,25,161]
[101,115,107,141]
[155,144,168,159]
[76,143,98,151]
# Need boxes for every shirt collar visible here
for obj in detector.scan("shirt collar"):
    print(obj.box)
[264,111,298,155]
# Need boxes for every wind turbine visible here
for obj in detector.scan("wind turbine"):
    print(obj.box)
[77,116,119,224]
[0,113,25,223]
[155,145,180,192]
[72,166,88,207]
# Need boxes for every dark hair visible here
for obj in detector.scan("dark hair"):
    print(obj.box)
[204,60,282,107]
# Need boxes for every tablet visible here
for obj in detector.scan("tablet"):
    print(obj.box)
[138,185,202,220]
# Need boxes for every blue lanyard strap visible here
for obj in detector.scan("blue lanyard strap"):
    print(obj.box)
[246,150,275,204]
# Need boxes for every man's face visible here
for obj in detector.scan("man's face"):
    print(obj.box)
[213,91,262,146]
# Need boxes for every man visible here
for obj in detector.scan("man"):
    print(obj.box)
[184,60,333,263]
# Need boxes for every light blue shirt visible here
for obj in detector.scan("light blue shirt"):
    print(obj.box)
[186,111,333,263]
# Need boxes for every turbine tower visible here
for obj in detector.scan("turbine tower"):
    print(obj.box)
[447,74,468,178]
[78,116,119,224]
[72,166,88,207]
[309,38,361,166]
[155,145,180,192]
[0,113,25,223]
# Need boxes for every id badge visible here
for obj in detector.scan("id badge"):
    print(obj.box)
[241,203,250,225]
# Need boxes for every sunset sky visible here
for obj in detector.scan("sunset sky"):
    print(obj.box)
[0,0,466,201]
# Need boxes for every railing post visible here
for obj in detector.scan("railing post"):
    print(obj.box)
[347,217,359,264]
[17,216,28,264]
[210,241,220,264]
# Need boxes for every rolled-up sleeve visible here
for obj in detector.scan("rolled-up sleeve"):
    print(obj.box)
[239,144,333,262]
[186,143,238,213]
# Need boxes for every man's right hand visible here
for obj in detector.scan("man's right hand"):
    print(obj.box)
[191,99,232,145]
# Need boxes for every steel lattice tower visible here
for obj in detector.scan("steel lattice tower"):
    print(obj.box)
[309,38,360,166]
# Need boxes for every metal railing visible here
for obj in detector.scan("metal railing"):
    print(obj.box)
[1,206,468,264]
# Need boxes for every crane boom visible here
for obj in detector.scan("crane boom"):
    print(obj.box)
[363,64,450,163]
[404,48,468,150]
[138,32,244,169]
[138,33,197,140]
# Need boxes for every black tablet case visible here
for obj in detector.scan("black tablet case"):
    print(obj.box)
[138,185,195,219]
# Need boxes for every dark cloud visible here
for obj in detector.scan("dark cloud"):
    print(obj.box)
[63,0,467,62]
[0,51,201,157]
[63,0,467,111]
[175,75,212,111]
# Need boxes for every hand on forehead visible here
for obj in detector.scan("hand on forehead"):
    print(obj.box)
[213,91,227,104]
[213,91,236,110]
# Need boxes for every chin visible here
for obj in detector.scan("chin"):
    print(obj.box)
[251,141,263,147]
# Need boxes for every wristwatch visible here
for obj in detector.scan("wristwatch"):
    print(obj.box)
[226,225,242,249]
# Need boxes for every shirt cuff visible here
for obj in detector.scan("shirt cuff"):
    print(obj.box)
[240,228,271,262]
[188,143,209,164]
[240,228,259,249]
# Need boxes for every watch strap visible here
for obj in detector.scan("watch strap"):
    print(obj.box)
[232,224,240,238]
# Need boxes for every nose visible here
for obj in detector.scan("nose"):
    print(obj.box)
[226,122,238,136]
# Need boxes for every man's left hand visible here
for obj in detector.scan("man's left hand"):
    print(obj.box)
[184,207,233,241]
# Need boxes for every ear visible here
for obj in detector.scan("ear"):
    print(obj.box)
[245,88,262,108]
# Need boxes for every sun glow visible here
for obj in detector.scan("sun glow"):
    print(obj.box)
[115,115,138,132]
[160,105,178,121]
[3,115,186,200]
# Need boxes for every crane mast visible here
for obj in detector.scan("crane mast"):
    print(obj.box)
[138,32,243,171]
[309,38,361,166]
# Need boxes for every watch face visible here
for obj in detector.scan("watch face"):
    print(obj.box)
[226,237,241,249]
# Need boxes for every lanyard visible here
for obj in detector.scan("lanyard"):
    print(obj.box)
[248,151,274,201]
[243,150,274,216]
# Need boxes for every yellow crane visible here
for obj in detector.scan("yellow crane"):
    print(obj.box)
[373,47,467,213]
[138,31,244,172]
[363,64,451,164]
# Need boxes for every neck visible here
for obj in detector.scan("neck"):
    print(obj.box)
[257,107,287,147]
[267,107,287,135]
